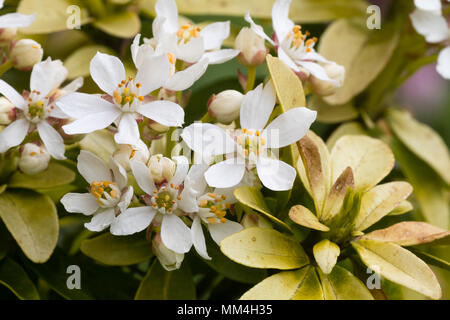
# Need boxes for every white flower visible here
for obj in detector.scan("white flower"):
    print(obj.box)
[61,150,133,232]
[112,139,150,172]
[110,156,193,255]
[56,52,185,146]
[149,0,239,65]
[0,0,35,29]
[234,27,268,66]
[414,0,446,14]
[245,0,343,86]
[410,5,450,79]
[182,81,317,191]
[18,143,50,175]
[147,154,176,184]
[0,57,83,159]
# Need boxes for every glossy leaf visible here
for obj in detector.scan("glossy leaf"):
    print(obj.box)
[289,205,329,232]
[0,258,40,300]
[8,163,75,190]
[65,45,116,80]
[313,239,340,274]
[309,96,359,124]
[79,129,117,163]
[326,122,367,149]
[93,11,141,38]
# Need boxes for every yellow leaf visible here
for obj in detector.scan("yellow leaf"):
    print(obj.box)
[79,129,117,163]
[321,167,354,222]
[313,239,340,274]
[65,45,116,80]
[388,200,413,216]
[309,96,359,124]
[352,239,442,300]
[326,122,367,149]
[220,227,309,270]
[93,11,141,38]
[354,182,413,231]
[289,205,329,232]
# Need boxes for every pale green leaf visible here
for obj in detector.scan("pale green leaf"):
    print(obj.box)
[288,205,329,232]
[326,122,367,149]
[0,258,40,300]
[313,239,340,274]
[79,129,117,163]
[65,45,116,80]
[8,163,75,190]
[93,11,141,38]
[409,249,450,272]
[309,96,359,124]
[388,200,413,216]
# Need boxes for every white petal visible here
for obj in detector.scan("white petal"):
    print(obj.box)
[0,80,26,109]
[161,214,193,254]
[298,61,338,85]
[136,54,171,95]
[263,107,317,149]
[30,58,67,97]
[410,9,449,43]
[184,164,208,196]
[48,105,69,119]
[176,37,205,63]
[278,47,300,72]
[60,193,99,215]
[208,220,243,245]
[256,157,296,191]
[170,156,190,186]
[202,49,240,65]
[131,34,142,66]
[155,0,179,33]
[245,12,275,45]
[114,113,140,145]
[37,121,66,160]
[0,118,29,153]
[272,0,294,42]
[205,158,245,188]
[62,77,84,94]
[77,150,112,184]
[240,81,276,130]
[191,216,211,260]
[137,100,184,127]
[62,109,121,135]
[178,192,199,213]
[414,0,441,13]
[0,13,35,29]
[90,52,125,95]
[181,123,236,158]
[110,158,128,190]
[201,21,230,51]
[84,208,115,232]
[164,58,209,91]
[437,46,450,79]
[110,206,156,235]
[130,160,156,194]
[117,186,134,214]
[56,92,117,118]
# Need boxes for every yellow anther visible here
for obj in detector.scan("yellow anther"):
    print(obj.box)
[207,217,218,224]
[177,196,182,200]
[138,96,144,102]
[167,53,176,65]
[220,218,227,223]
[136,82,142,88]
[110,190,118,198]
[200,200,208,207]
[165,194,170,201]
[225,203,231,209]
[221,194,226,200]
[208,193,217,199]
[260,137,266,146]
[123,87,130,95]
[293,25,301,33]
[210,206,217,212]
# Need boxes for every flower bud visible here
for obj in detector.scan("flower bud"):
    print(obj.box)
[113,141,150,171]
[10,39,43,71]
[310,63,345,96]
[147,154,176,184]
[18,143,50,175]
[0,28,17,46]
[241,212,273,229]
[208,90,244,124]
[0,97,14,125]
[152,233,184,271]
[235,27,267,67]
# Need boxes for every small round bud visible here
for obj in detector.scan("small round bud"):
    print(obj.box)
[10,39,43,71]
[113,141,150,171]
[208,90,244,124]
[0,28,17,46]
[152,233,184,271]
[147,154,176,184]
[309,63,345,96]
[241,212,273,229]
[0,97,15,126]
[19,143,51,175]
[235,27,267,67]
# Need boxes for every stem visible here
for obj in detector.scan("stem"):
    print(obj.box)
[360,109,375,130]
[245,66,257,93]
[0,60,13,77]
[201,112,213,123]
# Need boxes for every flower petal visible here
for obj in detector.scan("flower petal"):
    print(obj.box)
[110,206,156,236]
[130,160,156,195]
[245,12,275,45]
[256,157,296,191]
[437,46,450,79]
[84,208,115,232]
[0,79,26,109]
[278,47,300,72]
[56,92,117,118]
[202,49,240,64]
[110,158,128,190]
[414,0,441,13]
[201,21,230,51]
[298,61,337,84]
[191,216,211,260]
[208,220,243,245]
[155,0,179,33]
[137,100,184,127]
[60,193,100,215]
[164,58,209,91]
[0,118,29,153]
[205,158,245,188]
[410,9,449,43]
[61,77,84,94]
[170,156,190,186]
[161,214,193,254]
[90,52,125,95]
[263,107,317,149]
[114,113,140,145]
[272,0,295,42]
[240,81,276,130]
[77,150,112,184]
[62,109,121,135]
[30,58,67,97]
[136,54,172,95]
[37,121,66,160]
[117,186,134,214]
[176,37,205,63]
[0,13,35,29]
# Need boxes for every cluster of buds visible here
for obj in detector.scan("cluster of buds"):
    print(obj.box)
[147,154,176,184]
[234,27,267,67]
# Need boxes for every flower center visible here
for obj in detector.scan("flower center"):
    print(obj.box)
[288,25,317,52]
[236,129,267,164]
[198,193,232,224]
[25,90,51,122]
[150,183,181,214]
[113,77,144,112]
[176,23,201,44]
[90,181,121,207]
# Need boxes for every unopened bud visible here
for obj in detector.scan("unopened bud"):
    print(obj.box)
[19,143,50,175]
[157,88,177,103]
[152,233,184,271]
[241,212,273,229]
[208,90,244,124]
[148,121,169,134]
[235,27,267,67]
[310,63,345,96]
[147,154,176,184]
[113,141,150,171]
[0,28,17,46]
[0,97,14,125]
[10,39,43,71]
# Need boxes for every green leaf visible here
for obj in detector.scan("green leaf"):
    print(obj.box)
[0,258,40,300]
[79,129,117,163]
[317,265,374,300]
[0,189,58,263]
[0,185,6,195]
[81,232,153,266]
[309,96,359,124]
[288,205,329,232]
[409,249,450,272]
[386,108,450,186]
[313,239,340,275]
[352,239,442,299]
[326,122,367,149]
[18,0,90,34]
[319,19,399,105]
[388,200,413,216]
[135,260,196,300]
[8,163,75,190]
[241,266,324,300]
[93,11,141,38]
[65,45,116,80]
[220,227,309,270]
[234,186,292,232]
